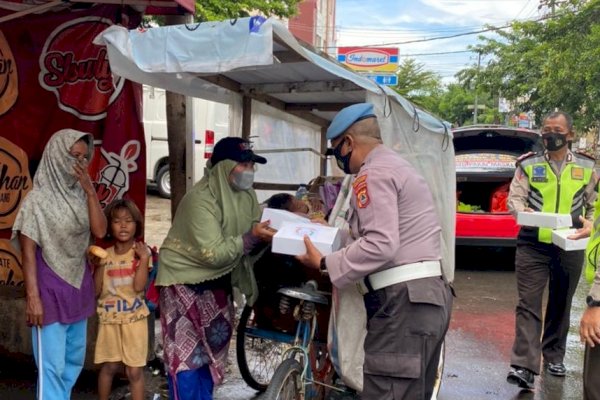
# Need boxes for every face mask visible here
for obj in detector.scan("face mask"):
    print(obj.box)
[231,169,254,191]
[332,138,352,174]
[543,132,568,151]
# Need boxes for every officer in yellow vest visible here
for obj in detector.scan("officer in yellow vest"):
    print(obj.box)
[506,111,598,389]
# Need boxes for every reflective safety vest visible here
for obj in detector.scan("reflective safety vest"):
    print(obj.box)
[520,153,594,244]
[586,198,600,283]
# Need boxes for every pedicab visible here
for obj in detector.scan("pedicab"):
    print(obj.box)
[235,177,446,400]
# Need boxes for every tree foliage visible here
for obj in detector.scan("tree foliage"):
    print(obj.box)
[391,58,502,127]
[434,84,501,127]
[457,0,600,130]
[194,0,301,21]
[435,84,473,127]
[393,58,443,112]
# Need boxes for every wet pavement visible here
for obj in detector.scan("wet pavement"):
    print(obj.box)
[440,247,586,400]
[0,195,590,399]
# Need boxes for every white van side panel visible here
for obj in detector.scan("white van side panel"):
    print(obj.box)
[143,85,229,185]
[143,86,169,180]
[191,98,229,180]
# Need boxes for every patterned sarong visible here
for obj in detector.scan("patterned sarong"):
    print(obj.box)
[160,283,233,388]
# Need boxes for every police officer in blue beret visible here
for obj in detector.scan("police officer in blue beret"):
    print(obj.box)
[297,103,453,399]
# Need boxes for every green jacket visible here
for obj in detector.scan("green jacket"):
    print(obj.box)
[156,159,263,304]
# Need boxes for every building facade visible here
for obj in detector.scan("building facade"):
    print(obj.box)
[287,0,336,55]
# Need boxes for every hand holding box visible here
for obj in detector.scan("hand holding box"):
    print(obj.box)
[551,229,589,251]
[272,222,341,256]
[516,211,572,229]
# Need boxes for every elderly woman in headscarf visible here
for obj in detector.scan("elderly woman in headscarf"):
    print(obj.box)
[157,137,274,400]
[12,128,107,400]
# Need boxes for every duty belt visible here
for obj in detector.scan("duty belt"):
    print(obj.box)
[356,260,442,295]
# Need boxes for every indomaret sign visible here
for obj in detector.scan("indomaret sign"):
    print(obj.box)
[337,47,399,73]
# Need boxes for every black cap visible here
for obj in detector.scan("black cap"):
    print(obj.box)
[210,137,267,166]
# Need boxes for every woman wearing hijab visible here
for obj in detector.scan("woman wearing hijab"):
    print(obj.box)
[157,137,274,400]
[12,128,107,399]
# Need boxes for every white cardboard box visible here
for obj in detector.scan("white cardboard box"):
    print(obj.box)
[551,229,589,251]
[260,208,310,231]
[517,211,572,229]
[272,221,341,256]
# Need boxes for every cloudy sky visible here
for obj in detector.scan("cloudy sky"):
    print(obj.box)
[334,0,544,84]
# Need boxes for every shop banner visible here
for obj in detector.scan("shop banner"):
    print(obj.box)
[337,47,399,73]
[0,5,145,286]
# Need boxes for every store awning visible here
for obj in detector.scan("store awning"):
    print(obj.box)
[95,16,449,132]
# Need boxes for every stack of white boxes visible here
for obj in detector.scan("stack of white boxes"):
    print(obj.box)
[517,211,588,251]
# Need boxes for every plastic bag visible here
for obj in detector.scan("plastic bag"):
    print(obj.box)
[326,176,366,392]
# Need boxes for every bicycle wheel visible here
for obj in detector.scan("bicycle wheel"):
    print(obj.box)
[263,358,304,400]
[430,340,445,400]
[236,305,292,391]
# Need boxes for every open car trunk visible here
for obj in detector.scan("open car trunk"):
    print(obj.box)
[453,125,542,245]
[456,156,515,214]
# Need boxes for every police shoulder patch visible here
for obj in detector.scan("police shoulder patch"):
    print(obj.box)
[353,174,370,208]
[575,150,596,161]
[515,151,536,166]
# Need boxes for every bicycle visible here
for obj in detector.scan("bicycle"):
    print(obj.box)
[261,280,350,400]
[236,303,295,391]
[237,277,446,400]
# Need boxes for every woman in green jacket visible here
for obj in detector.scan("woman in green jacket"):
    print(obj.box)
[156,137,273,400]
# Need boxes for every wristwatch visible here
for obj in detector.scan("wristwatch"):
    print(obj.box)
[319,257,328,274]
[586,295,600,307]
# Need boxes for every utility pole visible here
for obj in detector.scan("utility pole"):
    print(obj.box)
[473,51,481,125]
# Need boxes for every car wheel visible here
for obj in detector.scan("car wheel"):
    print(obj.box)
[156,165,171,198]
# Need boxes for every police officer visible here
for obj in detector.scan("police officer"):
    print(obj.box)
[506,110,598,389]
[297,103,453,399]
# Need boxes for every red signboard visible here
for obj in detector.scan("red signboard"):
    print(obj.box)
[0,5,146,285]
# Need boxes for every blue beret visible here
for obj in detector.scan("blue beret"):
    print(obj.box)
[326,103,376,140]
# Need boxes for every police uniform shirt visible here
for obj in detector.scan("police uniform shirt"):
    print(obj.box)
[325,145,442,288]
[507,150,597,220]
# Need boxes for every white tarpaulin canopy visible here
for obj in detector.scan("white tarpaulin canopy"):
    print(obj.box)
[95,16,456,281]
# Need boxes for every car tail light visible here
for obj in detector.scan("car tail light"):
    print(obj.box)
[204,130,214,159]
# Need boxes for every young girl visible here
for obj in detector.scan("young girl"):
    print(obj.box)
[92,199,150,400]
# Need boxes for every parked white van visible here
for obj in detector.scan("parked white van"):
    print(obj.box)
[143,85,229,197]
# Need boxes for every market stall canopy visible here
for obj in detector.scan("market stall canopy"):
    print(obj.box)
[95,16,449,132]
[0,0,193,24]
[95,16,455,281]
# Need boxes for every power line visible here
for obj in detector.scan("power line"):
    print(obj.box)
[288,10,548,36]
[326,14,554,49]
[336,25,493,34]
[345,25,511,47]
[514,0,533,20]
[399,50,474,57]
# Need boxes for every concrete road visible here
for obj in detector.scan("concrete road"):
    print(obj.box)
[0,195,589,399]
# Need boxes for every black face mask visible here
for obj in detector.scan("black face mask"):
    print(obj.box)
[543,132,568,151]
[332,138,352,174]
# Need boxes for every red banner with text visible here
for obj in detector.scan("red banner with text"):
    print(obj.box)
[0,5,145,286]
